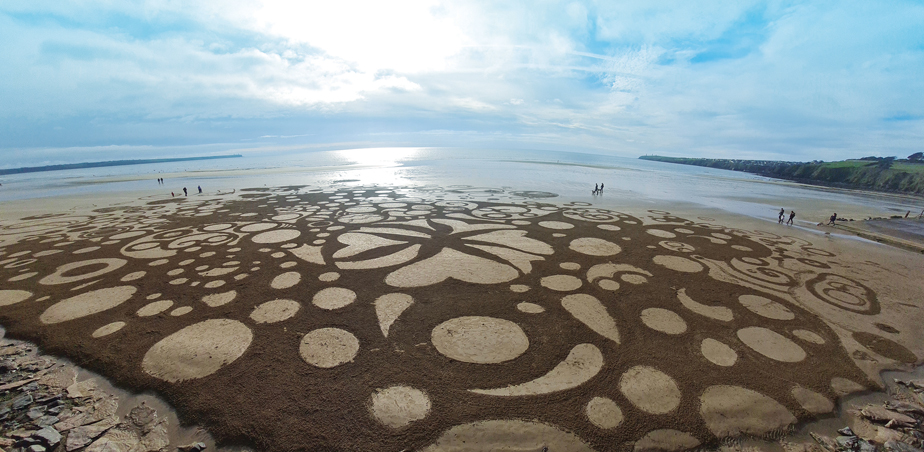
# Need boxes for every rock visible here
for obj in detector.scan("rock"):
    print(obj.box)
[895,379,924,390]
[66,422,115,451]
[177,442,207,452]
[138,420,169,451]
[85,428,141,452]
[26,408,45,420]
[27,445,46,452]
[839,427,856,436]
[835,436,858,450]
[884,440,923,452]
[9,430,38,439]
[12,394,33,410]
[873,426,906,444]
[66,379,101,399]
[32,427,61,446]
[35,415,59,427]
[127,404,157,432]
[885,400,924,416]
[857,439,876,452]
[861,405,918,427]
[0,437,15,447]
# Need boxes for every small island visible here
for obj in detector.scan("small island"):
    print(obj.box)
[0,154,243,176]
[640,153,924,196]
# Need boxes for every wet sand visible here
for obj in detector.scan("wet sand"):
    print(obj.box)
[0,184,922,451]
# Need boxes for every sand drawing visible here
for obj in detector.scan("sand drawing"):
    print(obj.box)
[0,185,918,451]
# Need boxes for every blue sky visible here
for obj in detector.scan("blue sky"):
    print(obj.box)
[1,0,923,166]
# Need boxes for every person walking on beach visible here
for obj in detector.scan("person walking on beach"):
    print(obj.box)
[828,213,837,226]
[787,210,795,225]
[600,183,604,193]
[778,208,785,224]
[183,187,187,196]
[593,184,599,195]
[198,185,202,194]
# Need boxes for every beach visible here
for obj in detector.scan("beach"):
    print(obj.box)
[0,151,923,451]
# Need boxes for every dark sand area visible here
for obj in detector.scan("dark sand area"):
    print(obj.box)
[0,185,922,451]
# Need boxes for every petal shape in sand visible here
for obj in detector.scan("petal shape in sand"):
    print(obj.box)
[470,343,603,396]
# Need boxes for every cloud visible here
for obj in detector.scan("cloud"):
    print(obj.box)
[0,0,923,162]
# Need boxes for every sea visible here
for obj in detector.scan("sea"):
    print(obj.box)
[1,147,921,225]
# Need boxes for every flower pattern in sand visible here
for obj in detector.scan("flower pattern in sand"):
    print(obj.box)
[0,185,918,452]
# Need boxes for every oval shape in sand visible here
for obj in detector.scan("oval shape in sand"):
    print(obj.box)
[40,286,137,324]
[421,420,593,452]
[0,290,32,307]
[137,300,174,317]
[540,275,582,292]
[250,299,300,324]
[299,327,359,368]
[538,221,574,230]
[432,316,528,364]
[312,287,357,310]
[92,321,126,338]
[569,238,622,256]
[619,366,681,414]
[251,229,301,244]
[652,255,703,272]
[701,338,737,366]
[737,327,806,362]
[700,385,795,436]
[738,295,795,320]
[40,258,127,285]
[585,397,623,429]
[640,308,687,335]
[369,386,431,428]
[270,271,301,289]
[142,319,253,382]
[791,386,834,414]
[646,229,677,238]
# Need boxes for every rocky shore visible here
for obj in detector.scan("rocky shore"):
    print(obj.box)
[0,331,212,452]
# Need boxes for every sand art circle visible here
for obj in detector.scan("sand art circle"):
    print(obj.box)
[432,316,529,364]
[517,302,545,313]
[39,258,127,285]
[652,255,703,273]
[569,238,622,256]
[270,271,301,289]
[250,299,300,324]
[539,221,574,230]
[791,386,833,414]
[312,287,356,310]
[142,319,253,382]
[202,290,237,307]
[699,385,795,436]
[701,338,737,367]
[619,366,682,414]
[299,328,360,368]
[369,386,431,428]
[92,321,126,338]
[640,308,687,335]
[792,329,825,344]
[170,306,193,316]
[251,229,301,244]
[585,397,623,429]
[634,430,700,451]
[40,286,137,324]
[137,299,174,317]
[646,229,677,238]
[737,295,795,320]
[0,290,32,307]
[540,275,582,291]
[737,327,806,362]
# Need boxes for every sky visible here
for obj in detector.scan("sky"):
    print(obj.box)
[1,0,923,167]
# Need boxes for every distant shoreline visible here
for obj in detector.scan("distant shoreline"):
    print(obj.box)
[639,155,924,197]
[0,154,243,176]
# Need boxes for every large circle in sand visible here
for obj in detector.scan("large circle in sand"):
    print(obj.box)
[652,255,703,272]
[738,295,794,320]
[699,385,795,436]
[39,258,127,285]
[251,229,300,244]
[299,328,359,368]
[142,319,253,382]
[569,238,622,256]
[0,290,32,307]
[640,308,687,335]
[250,299,300,324]
[312,288,356,310]
[585,397,623,429]
[431,316,529,364]
[40,286,137,324]
[619,365,682,414]
[369,386,431,428]
[421,420,593,452]
[737,327,806,362]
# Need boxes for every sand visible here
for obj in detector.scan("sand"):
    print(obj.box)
[0,184,922,451]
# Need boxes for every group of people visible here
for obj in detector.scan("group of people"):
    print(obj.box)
[163,179,203,197]
[778,208,796,225]
[592,183,605,195]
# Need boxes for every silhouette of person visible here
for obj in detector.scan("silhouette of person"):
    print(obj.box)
[594,183,599,194]
[171,192,174,197]
[600,183,604,193]
[183,187,187,196]
[787,210,795,225]
[198,185,202,194]
[778,208,785,224]
[828,213,837,226]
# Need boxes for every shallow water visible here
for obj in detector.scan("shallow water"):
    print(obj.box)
[1,147,921,228]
